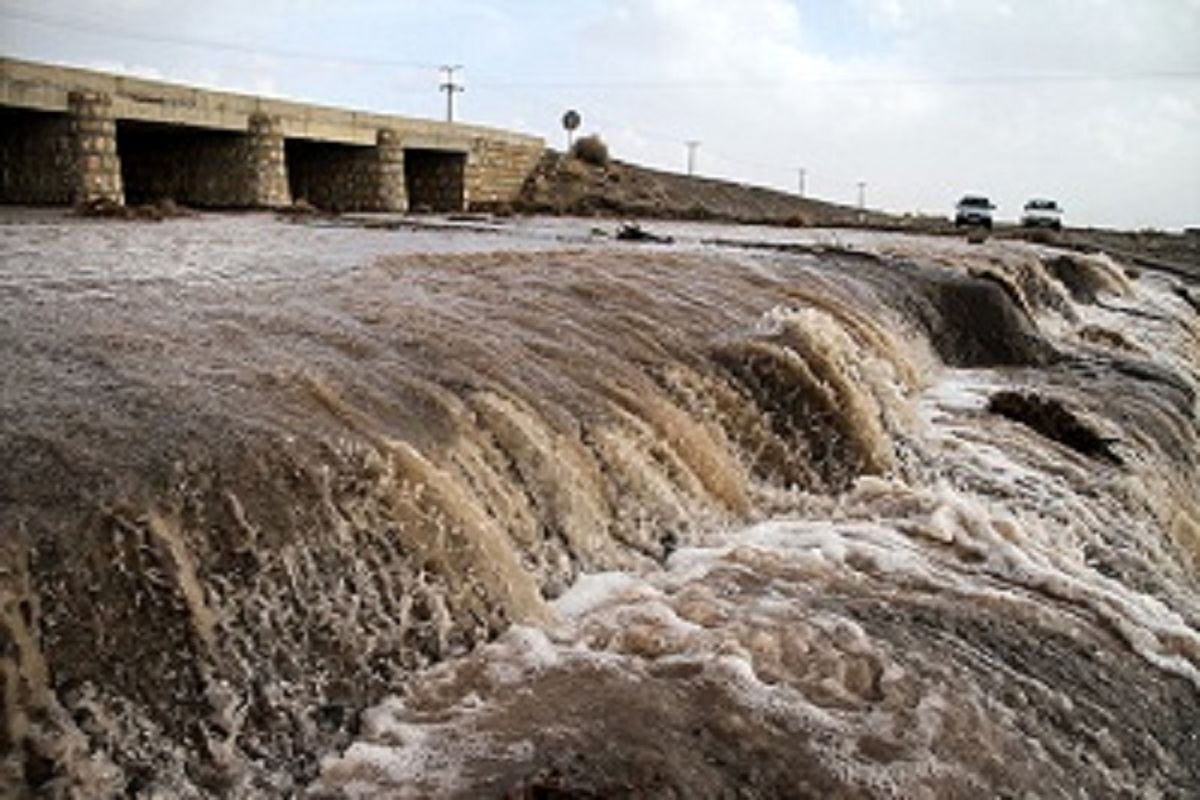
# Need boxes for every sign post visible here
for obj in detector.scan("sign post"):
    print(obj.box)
[562,109,581,151]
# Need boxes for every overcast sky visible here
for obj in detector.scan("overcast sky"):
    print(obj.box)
[2,0,1198,228]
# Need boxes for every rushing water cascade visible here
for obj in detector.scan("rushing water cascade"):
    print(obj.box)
[1,214,1197,798]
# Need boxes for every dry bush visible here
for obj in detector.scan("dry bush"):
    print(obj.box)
[571,134,610,167]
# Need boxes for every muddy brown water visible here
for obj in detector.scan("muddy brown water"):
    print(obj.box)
[1,211,1198,798]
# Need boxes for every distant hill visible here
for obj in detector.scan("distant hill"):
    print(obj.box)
[507,150,943,230]
[497,151,1200,278]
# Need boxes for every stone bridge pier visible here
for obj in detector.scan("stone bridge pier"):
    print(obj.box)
[247,113,290,208]
[69,90,123,205]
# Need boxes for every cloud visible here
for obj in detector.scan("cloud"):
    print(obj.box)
[552,0,1200,227]
[3,0,1197,227]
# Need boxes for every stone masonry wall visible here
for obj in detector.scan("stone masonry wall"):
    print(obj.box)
[287,141,366,211]
[465,137,544,209]
[0,108,75,205]
[69,91,123,205]
[405,149,466,213]
[286,138,400,213]
[118,125,262,207]
[375,129,406,212]
[247,113,290,208]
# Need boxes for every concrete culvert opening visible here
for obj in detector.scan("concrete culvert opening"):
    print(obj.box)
[285,139,378,212]
[117,120,255,208]
[0,106,74,205]
[405,148,465,213]
[118,119,256,208]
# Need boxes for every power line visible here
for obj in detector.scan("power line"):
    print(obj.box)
[581,110,821,186]
[498,98,864,205]
[8,8,1194,90]
[0,7,441,71]
[472,70,1200,90]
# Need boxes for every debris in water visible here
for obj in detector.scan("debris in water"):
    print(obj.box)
[615,222,674,244]
[277,197,321,217]
[75,196,194,221]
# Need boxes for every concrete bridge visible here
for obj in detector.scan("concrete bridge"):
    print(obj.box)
[0,57,544,212]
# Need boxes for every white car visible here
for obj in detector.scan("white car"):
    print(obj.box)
[955,195,994,229]
[1021,199,1063,230]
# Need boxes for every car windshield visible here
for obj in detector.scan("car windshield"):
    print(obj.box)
[1026,200,1059,210]
[959,196,990,207]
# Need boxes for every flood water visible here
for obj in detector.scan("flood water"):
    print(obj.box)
[1,210,1198,798]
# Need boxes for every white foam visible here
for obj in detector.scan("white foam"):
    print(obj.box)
[552,570,647,618]
[313,234,1200,797]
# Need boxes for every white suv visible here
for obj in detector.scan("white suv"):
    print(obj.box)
[1021,199,1063,230]
[955,195,994,229]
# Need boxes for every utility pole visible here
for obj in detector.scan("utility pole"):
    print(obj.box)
[857,181,867,209]
[685,140,700,176]
[439,65,464,123]
[797,168,807,198]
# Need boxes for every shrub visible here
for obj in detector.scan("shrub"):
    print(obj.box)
[571,134,610,167]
